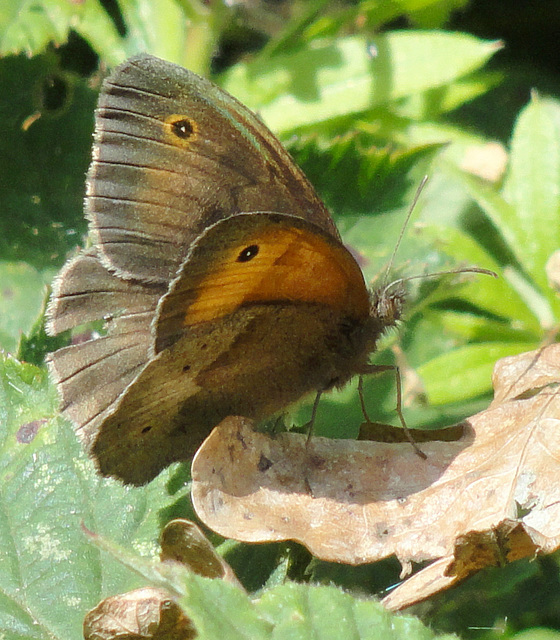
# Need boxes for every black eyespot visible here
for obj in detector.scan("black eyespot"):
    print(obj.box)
[183,364,191,372]
[141,426,152,434]
[237,245,259,262]
[171,118,194,139]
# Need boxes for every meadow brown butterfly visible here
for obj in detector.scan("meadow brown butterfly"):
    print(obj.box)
[47,54,404,485]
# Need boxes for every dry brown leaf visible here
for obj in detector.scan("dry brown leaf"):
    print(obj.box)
[83,587,196,640]
[160,519,242,588]
[191,344,560,609]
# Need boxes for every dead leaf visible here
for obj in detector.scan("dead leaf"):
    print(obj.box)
[160,519,242,588]
[83,587,196,640]
[191,344,560,609]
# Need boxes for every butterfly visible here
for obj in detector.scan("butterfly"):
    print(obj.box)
[47,54,404,485]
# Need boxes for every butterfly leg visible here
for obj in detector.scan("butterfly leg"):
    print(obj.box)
[358,368,427,460]
[304,390,323,445]
[300,390,326,497]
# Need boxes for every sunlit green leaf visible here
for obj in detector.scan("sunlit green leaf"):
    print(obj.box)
[417,341,532,404]
[222,32,501,133]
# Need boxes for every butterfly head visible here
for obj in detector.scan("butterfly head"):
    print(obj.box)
[371,281,406,330]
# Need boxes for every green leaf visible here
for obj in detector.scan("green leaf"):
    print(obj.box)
[502,95,560,310]
[0,262,51,354]
[73,0,128,66]
[0,353,180,639]
[293,135,439,218]
[431,310,539,343]
[448,146,560,329]
[512,630,560,640]
[16,290,69,367]
[449,97,560,325]
[222,32,501,133]
[181,578,272,640]
[116,0,191,67]
[417,341,532,404]
[416,224,541,333]
[0,0,122,59]
[393,70,503,120]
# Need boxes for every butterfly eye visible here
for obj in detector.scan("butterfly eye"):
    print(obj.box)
[166,115,196,140]
[237,245,259,262]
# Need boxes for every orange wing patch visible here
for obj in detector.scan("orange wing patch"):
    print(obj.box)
[183,225,370,326]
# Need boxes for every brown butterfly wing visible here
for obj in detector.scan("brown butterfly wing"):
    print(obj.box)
[92,214,371,484]
[46,249,163,334]
[91,308,255,485]
[93,303,363,485]
[89,54,338,284]
[47,250,163,450]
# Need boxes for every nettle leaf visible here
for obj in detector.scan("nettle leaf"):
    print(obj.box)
[253,583,458,640]
[0,353,184,640]
[292,134,440,217]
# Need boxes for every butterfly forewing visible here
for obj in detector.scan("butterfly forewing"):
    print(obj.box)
[88,55,337,283]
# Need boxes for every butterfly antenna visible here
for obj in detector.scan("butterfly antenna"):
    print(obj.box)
[383,175,429,286]
[381,174,497,292]
[385,266,498,293]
